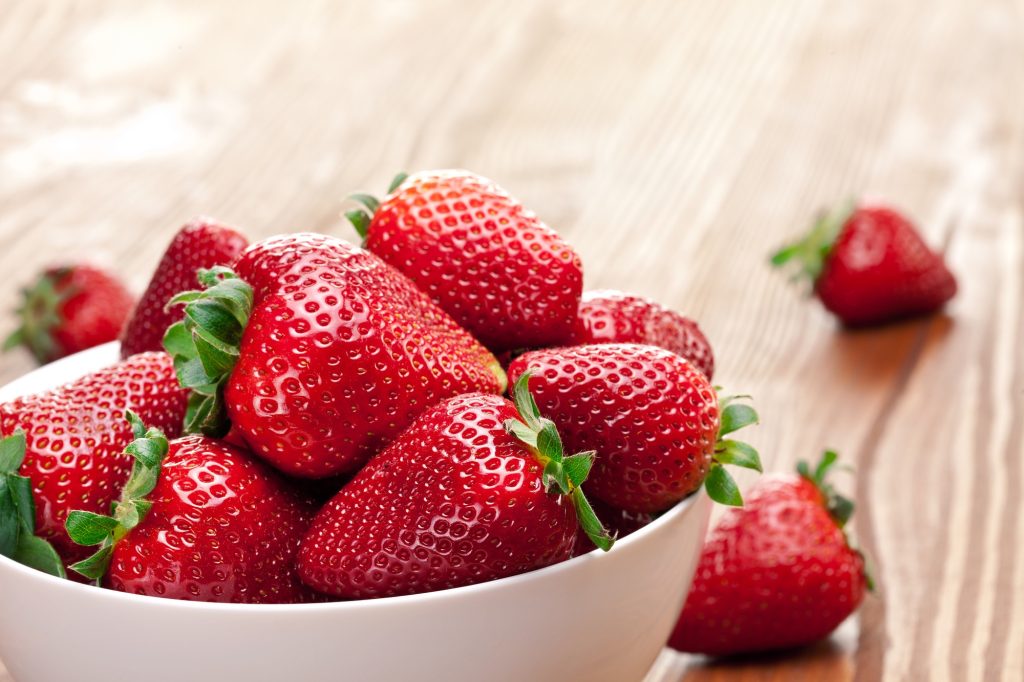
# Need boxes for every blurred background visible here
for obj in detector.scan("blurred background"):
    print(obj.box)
[2,1,1023,680]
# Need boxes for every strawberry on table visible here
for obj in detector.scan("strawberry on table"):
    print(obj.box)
[574,290,715,379]
[164,233,505,479]
[297,375,613,599]
[66,414,321,603]
[0,352,187,570]
[346,170,584,353]
[5,264,135,364]
[120,217,248,358]
[668,452,872,656]
[508,343,760,513]
[771,203,957,326]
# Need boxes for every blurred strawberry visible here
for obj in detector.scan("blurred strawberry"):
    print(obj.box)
[5,264,135,364]
[772,203,956,326]
[120,218,248,358]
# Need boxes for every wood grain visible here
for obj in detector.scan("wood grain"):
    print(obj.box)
[2,0,1023,680]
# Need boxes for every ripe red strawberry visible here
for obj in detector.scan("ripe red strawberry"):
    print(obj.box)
[164,234,505,479]
[508,344,760,513]
[66,415,321,603]
[346,170,584,352]
[574,290,715,379]
[772,203,957,326]
[572,498,651,556]
[668,452,871,656]
[297,380,613,599]
[120,217,248,359]
[5,264,135,364]
[0,352,187,573]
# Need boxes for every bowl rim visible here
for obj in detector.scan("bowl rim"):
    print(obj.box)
[0,341,701,613]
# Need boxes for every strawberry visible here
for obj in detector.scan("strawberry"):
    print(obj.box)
[120,217,248,359]
[507,343,760,513]
[163,234,505,479]
[0,352,187,571]
[572,498,651,556]
[668,452,871,656]
[772,203,957,326]
[346,170,584,353]
[5,264,135,364]
[297,376,613,599]
[574,290,715,379]
[66,414,321,603]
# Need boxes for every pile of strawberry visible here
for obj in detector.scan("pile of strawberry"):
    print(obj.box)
[0,172,946,659]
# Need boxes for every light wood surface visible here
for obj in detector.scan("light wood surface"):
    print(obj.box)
[2,1,1022,680]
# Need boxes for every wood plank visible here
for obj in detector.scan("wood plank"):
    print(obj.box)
[1,0,1022,680]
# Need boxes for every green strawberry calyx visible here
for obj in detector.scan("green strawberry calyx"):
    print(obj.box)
[797,449,876,591]
[345,172,410,243]
[503,371,615,552]
[0,431,65,578]
[770,200,856,286]
[65,411,169,582]
[704,393,762,507]
[2,268,75,364]
[163,266,253,438]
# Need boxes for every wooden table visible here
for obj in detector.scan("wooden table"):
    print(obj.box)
[1,1,1021,679]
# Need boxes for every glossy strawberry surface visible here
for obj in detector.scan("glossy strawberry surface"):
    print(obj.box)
[0,352,187,564]
[224,234,504,479]
[816,206,957,326]
[120,217,248,358]
[668,473,868,656]
[297,393,577,599]
[364,170,583,352]
[508,344,719,513]
[574,290,714,379]
[106,436,321,603]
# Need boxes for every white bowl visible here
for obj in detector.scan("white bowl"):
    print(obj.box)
[0,343,710,682]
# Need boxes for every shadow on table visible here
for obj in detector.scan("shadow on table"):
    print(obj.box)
[681,639,854,681]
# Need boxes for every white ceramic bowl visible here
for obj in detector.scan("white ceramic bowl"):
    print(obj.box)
[0,343,710,682]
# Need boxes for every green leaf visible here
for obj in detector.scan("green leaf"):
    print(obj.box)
[511,371,542,430]
[387,172,409,194]
[125,438,167,470]
[720,403,759,436]
[13,533,65,579]
[175,356,216,392]
[704,464,743,506]
[193,335,238,380]
[770,243,802,266]
[572,488,614,551]
[0,431,26,473]
[562,451,595,489]
[162,322,195,358]
[504,419,537,448]
[65,511,118,546]
[715,440,763,472]
[815,450,840,483]
[0,477,19,557]
[8,473,35,532]
[187,300,243,348]
[535,421,564,463]
[346,210,370,239]
[2,329,25,352]
[349,193,380,214]
[830,493,854,527]
[164,291,202,310]
[69,544,113,582]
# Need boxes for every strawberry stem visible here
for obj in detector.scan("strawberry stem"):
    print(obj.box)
[344,172,409,242]
[3,269,73,363]
[706,394,762,507]
[770,200,856,285]
[163,266,253,438]
[796,450,876,592]
[0,431,66,578]
[66,411,168,582]
[503,371,614,551]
